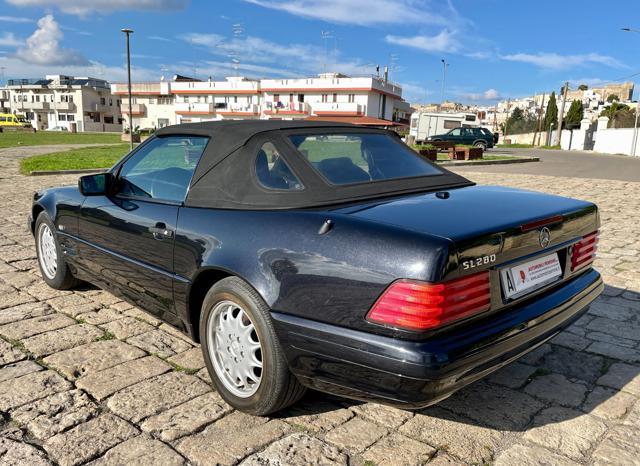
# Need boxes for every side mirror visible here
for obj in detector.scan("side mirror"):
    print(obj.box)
[78,173,112,196]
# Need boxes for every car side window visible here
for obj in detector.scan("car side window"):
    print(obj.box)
[117,135,208,203]
[255,142,303,191]
[449,128,461,136]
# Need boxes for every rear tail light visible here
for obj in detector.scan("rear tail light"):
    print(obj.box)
[571,231,599,272]
[366,271,491,331]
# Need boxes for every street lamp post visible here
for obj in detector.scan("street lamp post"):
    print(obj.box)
[121,28,134,152]
[622,27,640,156]
[440,59,449,107]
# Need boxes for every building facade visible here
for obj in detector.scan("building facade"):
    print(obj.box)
[111,73,410,130]
[1,75,122,132]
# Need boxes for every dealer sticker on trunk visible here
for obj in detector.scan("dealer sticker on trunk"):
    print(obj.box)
[500,252,562,300]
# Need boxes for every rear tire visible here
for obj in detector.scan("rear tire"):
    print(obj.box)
[473,140,487,150]
[35,212,80,290]
[200,277,306,415]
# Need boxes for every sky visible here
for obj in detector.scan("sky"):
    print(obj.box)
[0,0,639,104]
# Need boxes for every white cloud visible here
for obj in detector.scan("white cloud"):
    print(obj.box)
[385,30,460,53]
[0,15,33,23]
[243,0,448,26]
[6,0,189,16]
[0,32,24,48]
[16,14,89,66]
[148,35,174,42]
[501,52,626,70]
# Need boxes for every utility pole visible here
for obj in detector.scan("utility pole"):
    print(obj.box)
[534,93,546,146]
[121,28,134,152]
[622,28,640,155]
[555,81,569,146]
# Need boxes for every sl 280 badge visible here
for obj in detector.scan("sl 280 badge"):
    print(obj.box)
[462,254,497,270]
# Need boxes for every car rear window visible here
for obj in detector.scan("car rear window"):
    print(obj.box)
[288,133,442,185]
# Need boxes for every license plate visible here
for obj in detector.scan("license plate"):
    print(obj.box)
[500,252,562,299]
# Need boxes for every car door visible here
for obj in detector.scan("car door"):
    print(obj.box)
[446,127,462,143]
[77,135,209,319]
[460,128,475,144]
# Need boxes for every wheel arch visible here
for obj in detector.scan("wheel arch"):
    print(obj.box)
[186,266,270,343]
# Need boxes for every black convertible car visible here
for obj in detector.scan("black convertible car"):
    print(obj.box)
[30,121,602,415]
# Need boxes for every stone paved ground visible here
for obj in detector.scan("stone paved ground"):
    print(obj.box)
[0,146,639,465]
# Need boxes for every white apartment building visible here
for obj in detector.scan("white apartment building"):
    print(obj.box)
[112,73,411,130]
[2,75,122,132]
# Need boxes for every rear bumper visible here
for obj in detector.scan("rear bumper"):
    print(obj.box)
[271,268,603,408]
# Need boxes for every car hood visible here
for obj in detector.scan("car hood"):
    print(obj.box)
[332,185,595,242]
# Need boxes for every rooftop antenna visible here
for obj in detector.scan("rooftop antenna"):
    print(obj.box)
[230,23,244,73]
[388,53,399,81]
[321,30,334,72]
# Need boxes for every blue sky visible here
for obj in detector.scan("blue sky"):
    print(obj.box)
[1,0,639,104]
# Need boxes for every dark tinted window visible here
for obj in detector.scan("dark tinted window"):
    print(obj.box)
[118,136,208,202]
[289,133,442,185]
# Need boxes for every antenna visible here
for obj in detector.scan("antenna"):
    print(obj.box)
[230,23,244,73]
[321,30,334,72]
[388,53,399,81]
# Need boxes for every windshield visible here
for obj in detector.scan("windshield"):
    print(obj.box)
[288,132,442,185]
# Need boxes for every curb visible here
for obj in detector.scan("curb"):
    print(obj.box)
[438,156,540,167]
[28,168,107,176]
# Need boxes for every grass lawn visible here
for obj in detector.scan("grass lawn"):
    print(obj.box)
[20,144,129,174]
[0,131,121,149]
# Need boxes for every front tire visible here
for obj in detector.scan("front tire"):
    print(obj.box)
[35,212,79,290]
[200,277,306,415]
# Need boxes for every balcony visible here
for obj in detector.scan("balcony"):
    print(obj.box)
[121,103,146,115]
[14,101,50,111]
[217,103,260,116]
[312,102,364,116]
[264,101,310,115]
[56,101,76,111]
[90,103,113,113]
[112,82,162,96]
[174,102,215,115]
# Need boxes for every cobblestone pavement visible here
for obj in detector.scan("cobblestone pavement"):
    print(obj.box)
[0,147,639,465]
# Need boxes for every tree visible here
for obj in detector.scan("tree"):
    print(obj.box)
[543,92,558,131]
[600,102,637,128]
[565,100,584,129]
[607,94,619,103]
[504,107,537,134]
[578,84,588,91]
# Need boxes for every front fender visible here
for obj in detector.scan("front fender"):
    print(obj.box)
[30,186,83,236]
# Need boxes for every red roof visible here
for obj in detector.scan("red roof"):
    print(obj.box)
[305,116,405,126]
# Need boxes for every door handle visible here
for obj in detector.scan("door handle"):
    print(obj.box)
[149,222,174,240]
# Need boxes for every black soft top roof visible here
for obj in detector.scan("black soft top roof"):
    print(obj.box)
[155,121,473,210]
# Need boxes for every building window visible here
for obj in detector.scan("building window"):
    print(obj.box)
[149,98,156,105]
[321,94,328,103]
[109,98,113,106]
[298,94,304,102]
[58,114,66,121]
[332,93,337,103]
[348,94,355,103]
[273,94,280,102]
[100,97,106,105]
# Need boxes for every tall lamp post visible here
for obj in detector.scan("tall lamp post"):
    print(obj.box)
[622,28,640,156]
[121,28,134,152]
[440,59,449,107]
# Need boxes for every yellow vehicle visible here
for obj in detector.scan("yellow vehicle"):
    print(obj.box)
[0,113,31,127]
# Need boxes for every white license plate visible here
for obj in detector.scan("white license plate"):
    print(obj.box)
[500,252,562,299]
